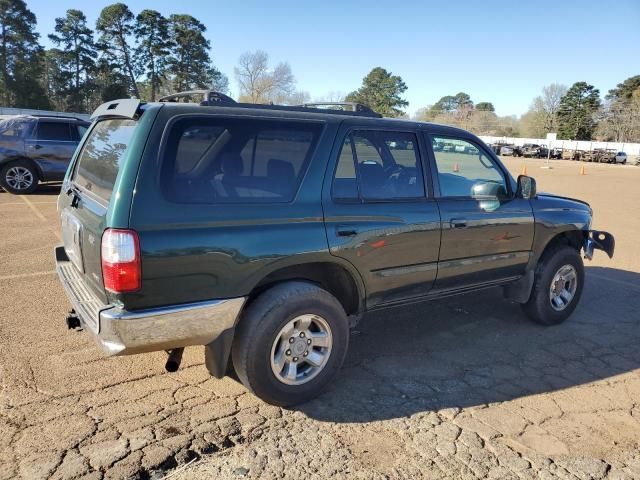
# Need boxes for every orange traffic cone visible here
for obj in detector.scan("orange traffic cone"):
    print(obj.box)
[580,165,586,176]
[521,165,528,175]
[453,163,460,172]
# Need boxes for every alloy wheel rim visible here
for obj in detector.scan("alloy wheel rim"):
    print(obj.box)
[549,264,578,311]
[270,314,333,386]
[6,166,33,191]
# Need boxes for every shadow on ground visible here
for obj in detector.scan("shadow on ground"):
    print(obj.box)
[301,266,640,422]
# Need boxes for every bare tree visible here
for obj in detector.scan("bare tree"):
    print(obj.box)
[234,50,297,104]
[525,83,567,135]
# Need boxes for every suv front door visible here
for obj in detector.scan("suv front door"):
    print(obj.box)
[323,127,441,308]
[25,120,78,181]
[427,134,534,291]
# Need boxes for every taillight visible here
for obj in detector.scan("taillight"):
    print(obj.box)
[101,228,141,293]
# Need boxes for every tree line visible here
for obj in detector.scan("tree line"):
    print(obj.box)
[414,76,640,142]
[0,0,226,113]
[1,0,638,142]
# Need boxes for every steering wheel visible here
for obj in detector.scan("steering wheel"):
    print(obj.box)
[384,163,409,181]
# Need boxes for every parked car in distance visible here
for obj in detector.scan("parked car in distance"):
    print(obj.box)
[0,115,90,194]
[550,148,563,159]
[614,152,627,164]
[55,94,615,406]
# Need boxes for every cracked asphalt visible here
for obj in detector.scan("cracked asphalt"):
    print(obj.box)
[1,157,639,480]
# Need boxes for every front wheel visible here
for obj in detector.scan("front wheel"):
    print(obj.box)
[522,245,584,325]
[232,282,349,406]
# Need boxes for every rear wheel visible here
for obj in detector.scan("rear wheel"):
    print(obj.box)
[0,160,39,194]
[522,245,584,325]
[232,281,349,406]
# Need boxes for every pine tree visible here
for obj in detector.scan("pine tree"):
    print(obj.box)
[135,10,170,101]
[0,0,48,108]
[167,14,226,92]
[557,82,601,140]
[96,3,139,98]
[346,67,408,117]
[48,9,95,112]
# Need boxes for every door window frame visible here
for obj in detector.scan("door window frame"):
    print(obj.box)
[330,126,433,204]
[424,132,514,200]
[33,121,75,143]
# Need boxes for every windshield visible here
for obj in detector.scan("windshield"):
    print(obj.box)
[71,119,137,203]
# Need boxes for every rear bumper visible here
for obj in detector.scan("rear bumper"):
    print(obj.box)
[55,246,246,356]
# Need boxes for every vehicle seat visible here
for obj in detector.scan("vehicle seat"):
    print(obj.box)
[358,162,386,198]
[213,154,243,198]
[267,159,295,196]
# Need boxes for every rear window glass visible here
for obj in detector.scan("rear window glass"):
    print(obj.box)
[0,119,32,138]
[162,118,323,204]
[72,119,137,202]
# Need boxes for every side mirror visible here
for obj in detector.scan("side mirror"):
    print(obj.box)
[516,175,536,199]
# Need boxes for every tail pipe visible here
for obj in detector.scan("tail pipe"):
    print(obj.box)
[165,348,184,372]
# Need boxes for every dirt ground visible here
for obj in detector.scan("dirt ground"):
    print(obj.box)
[1,157,639,480]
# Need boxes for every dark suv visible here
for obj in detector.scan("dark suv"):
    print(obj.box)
[0,115,90,194]
[55,96,614,406]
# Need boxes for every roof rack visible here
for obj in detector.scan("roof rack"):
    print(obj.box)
[156,90,382,118]
[158,90,237,106]
[298,102,379,115]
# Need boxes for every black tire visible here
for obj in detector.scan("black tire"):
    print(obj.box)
[0,160,39,194]
[522,245,584,325]
[232,281,349,406]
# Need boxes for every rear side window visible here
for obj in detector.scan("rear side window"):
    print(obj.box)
[332,130,425,201]
[72,119,137,202]
[36,122,71,141]
[162,118,322,204]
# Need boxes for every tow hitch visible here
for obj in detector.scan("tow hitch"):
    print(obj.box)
[65,310,82,331]
[584,230,615,260]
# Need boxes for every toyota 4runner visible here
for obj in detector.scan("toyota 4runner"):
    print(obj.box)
[55,94,615,406]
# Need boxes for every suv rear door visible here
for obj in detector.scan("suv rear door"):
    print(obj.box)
[426,133,534,290]
[26,120,77,180]
[58,117,139,311]
[323,125,441,308]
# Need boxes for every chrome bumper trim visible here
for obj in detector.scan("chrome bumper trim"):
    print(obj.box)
[98,298,246,355]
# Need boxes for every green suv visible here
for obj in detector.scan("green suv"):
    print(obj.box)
[55,95,614,406]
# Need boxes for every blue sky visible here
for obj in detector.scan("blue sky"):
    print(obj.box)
[27,0,640,117]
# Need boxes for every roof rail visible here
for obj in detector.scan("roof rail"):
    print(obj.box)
[156,90,382,118]
[298,102,379,116]
[158,90,236,106]
[28,114,89,122]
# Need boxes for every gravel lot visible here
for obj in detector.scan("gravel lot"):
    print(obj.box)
[1,158,639,480]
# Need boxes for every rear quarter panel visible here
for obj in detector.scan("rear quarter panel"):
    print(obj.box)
[123,111,345,310]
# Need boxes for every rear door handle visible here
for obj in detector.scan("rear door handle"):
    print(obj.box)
[33,144,43,150]
[336,226,357,237]
[450,218,468,229]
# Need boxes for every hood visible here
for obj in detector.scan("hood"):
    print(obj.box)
[535,192,592,213]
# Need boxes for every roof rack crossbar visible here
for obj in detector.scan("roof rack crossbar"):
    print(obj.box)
[158,90,236,106]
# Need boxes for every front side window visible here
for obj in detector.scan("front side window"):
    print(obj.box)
[36,122,71,141]
[431,136,507,199]
[162,118,322,204]
[332,130,425,201]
